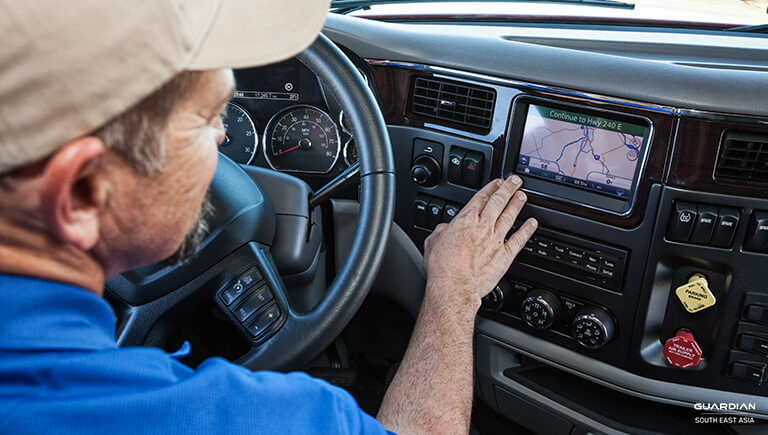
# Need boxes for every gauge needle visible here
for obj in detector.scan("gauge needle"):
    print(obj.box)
[276,145,300,156]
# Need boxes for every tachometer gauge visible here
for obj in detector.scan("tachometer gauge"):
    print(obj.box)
[264,105,340,173]
[219,102,258,164]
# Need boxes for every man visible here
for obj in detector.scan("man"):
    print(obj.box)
[0,1,537,434]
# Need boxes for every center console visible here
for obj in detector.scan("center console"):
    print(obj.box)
[366,59,768,429]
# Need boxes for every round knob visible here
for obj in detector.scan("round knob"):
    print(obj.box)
[481,280,510,311]
[663,330,702,369]
[520,289,561,330]
[410,155,441,187]
[572,306,616,349]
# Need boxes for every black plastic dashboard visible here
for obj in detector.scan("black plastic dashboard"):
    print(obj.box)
[319,12,768,433]
[223,12,768,432]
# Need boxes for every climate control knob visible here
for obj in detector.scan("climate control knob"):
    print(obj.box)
[572,306,616,349]
[481,280,510,311]
[520,289,561,330]
[410,155,441,187]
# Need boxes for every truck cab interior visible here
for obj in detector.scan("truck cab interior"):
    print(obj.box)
[104,2,768,433]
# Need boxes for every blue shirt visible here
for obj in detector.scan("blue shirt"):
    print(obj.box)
[0,274,392,434]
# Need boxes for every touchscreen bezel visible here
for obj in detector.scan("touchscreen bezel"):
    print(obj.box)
[502,96,654,216]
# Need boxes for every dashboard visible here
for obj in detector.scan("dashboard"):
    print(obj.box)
[227,12,768,433]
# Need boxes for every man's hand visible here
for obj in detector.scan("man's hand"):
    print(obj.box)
[378,176,537,435]
[423,175,537,306]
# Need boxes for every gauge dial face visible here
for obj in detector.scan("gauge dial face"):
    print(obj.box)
[264,105,340,173]
[219,102,258,165]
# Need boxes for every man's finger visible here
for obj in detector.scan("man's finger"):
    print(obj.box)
[495,190,527,236]
[505,218,538,257]
[457,178,503,217]
[480,175,522,224]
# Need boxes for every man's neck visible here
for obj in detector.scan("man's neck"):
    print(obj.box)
[0,224,105,295]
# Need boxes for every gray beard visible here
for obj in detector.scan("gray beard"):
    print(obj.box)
[164,193,214,266]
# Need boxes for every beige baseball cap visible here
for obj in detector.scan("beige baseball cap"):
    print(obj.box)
[0,0,330,174]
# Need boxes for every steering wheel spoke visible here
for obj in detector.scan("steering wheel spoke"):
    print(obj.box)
[213,245,291,347]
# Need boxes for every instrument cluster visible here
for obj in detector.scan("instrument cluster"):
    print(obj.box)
[219,58,359,175]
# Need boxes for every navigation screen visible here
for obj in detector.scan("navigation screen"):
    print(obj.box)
[516,104,647,200]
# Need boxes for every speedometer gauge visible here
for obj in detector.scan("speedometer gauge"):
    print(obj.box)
[220,102,258,164]
[264,105,340,173]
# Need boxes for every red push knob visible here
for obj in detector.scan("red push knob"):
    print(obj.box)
[663,330,702,369]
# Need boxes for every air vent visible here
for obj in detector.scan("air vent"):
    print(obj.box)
[411,77,496,130]
[715,131,768,183]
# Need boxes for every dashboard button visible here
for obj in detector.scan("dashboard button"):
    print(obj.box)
[552,244,566,255]
[600,258,616,269]
[427,198,445,229]
[743,211,768,252]
[247,304,280,337]
[689,204,717,244]
[443,203,460,223]
[584,263,599,273]
[729,361,767,385]
[535,248,550,258]
[447,147,467,185]
[598,267,615,279]
[737,334,768,356]
[413,138,443,163]
[744,304,768,324]
[414,196,429,228]
[585,254,600,266]
[710,207,739,248]
[462,151,484,188]
[667,202,697,242]
[536,239,550,250]
[566,248,584,260]
[232,286,272,322]
[220,266,262,306]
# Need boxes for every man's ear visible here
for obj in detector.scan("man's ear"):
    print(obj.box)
[40,137,108,251]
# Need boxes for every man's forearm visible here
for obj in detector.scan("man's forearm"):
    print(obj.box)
[376,282,480,435]
[377,176,536,434]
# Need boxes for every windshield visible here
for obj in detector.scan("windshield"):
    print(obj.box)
[334,0,768,28]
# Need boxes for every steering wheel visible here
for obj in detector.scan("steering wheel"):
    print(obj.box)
[105,34,395,371]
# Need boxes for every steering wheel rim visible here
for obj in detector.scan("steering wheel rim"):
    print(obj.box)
[106,34,395,372]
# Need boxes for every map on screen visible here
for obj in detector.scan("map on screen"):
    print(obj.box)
[516,105,646,199]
